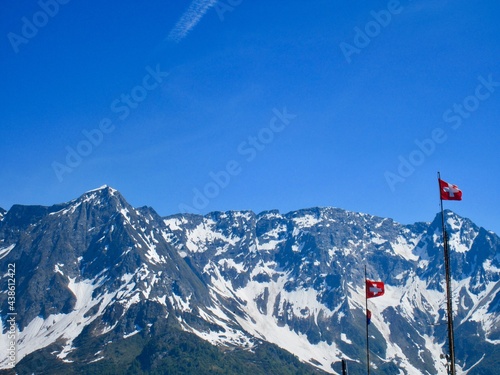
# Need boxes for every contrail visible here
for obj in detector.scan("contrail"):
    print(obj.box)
[167,0,218,42]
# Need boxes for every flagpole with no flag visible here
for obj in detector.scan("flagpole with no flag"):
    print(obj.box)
[437,172,461,375]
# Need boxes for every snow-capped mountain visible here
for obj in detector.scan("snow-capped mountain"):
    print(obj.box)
[0,186,498,374]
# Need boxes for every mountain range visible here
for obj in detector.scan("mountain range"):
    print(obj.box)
[0,186,499,374]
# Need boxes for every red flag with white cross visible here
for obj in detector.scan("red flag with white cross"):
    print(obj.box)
[439,179,463,201]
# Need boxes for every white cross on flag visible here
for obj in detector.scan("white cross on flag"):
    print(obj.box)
[439,178,463,201]
[366,279,385,299]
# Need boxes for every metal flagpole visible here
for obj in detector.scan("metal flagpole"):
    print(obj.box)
[438,172,457,375]
[365,265,370,375]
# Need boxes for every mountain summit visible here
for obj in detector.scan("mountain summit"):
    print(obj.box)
[0,187,498,374]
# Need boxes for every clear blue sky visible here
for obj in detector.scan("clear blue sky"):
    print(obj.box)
[1,0,499,233]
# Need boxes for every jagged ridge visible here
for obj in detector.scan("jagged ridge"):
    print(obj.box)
[0,187,498,374]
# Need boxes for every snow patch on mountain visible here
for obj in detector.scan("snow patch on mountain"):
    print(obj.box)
[164,216,189,231]
[292,214,321,228]
[445,214,478,253]
[49,201,82,216]
[0,244,15,260]
[8,276,105,365]
[185,304,255,348]
[185,219,239,253]
[234,303,340,373]
[391,235,419,261]
[464,280,500,337]
[1,262,169,368]
[169,293,192,312]
[85,185,113,193]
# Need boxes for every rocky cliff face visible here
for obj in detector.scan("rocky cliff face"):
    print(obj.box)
[0,186,498,374]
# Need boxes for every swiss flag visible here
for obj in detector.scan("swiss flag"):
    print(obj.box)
[366,280,385,299]
[439,179,462,201]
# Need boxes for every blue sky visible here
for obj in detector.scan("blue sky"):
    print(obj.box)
[1,0,499,233]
